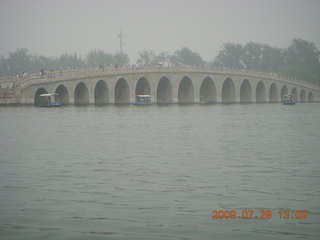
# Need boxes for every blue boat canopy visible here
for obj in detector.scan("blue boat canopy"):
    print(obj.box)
[38,93,60,107]
[134,94,152,105]
[136,95,151,97]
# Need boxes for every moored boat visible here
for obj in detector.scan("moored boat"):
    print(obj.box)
[133,95,153,105]
[38,93,60,107]
[282,94,295,105]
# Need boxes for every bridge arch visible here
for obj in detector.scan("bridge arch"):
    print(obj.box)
[178,76,194,104]
[308,92,314,102]
[74,82,89,105]
[269,83,278,102]
[256,81,266,103]
[34,87,48,106]
[200,76,216,103]
[156,76,172,104]
[300,89,306,102]
[55,84,69,105]
[291,87,297,100]
[281,85,288,99]
[135,77,151,96]
[115,78,130,104]
[222,78,236,103]
[240,79,252,103]
[94,80,109,105]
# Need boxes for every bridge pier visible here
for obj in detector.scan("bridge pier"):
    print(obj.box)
[252,86,257,103]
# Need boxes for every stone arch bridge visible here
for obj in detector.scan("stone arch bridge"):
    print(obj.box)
[15,67,320,105]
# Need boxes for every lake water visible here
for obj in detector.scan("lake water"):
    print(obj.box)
[0,103,320,240]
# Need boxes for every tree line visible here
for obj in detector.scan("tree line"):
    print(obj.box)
[0,47,205,78]
[213,39,320,85]
[136,47,205,67]
[0,48,130,78]
[0,38,319,85]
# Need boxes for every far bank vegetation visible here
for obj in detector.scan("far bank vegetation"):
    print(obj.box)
[0,39,319,85]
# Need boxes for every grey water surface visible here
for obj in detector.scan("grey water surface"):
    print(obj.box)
[0,103,319,239]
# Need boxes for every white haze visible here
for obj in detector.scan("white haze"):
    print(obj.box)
[0,0,319,63]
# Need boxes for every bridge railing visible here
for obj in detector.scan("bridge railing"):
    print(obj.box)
[1,66,319,90]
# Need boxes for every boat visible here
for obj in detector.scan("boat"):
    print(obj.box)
[38,93,60,107]
[282,94,295,105]
[200,96,206,104]
[133,95,153,105]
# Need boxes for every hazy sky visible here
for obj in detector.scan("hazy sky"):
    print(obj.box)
[0,0,319,63]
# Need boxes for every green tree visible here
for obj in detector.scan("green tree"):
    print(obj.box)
[154,52,171,65]
[285,39,319,66]
[278,65,318,83]
[242,42,263,70]
[57,53,85,69]
[213,43,244,69]
[0,49,61,77]
[0,54,9,77]
[86,49,114,67]
[136,50,156,66]
[281,39,320,84]
[113,52,129,66]
[30,55,58,72]
[170,47,205,66]
[260,44,284,72]
[6,48,33,75]
[136,50,171,66]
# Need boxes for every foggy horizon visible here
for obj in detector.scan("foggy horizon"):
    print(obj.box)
[0,0,320,63]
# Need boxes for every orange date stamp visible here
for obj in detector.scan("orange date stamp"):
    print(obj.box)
[211,210,308,220]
